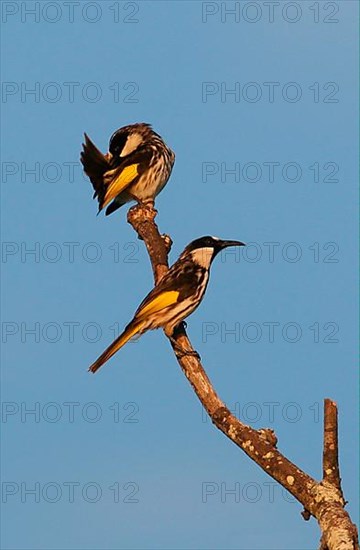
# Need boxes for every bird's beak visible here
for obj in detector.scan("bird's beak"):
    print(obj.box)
[220,240,246,249]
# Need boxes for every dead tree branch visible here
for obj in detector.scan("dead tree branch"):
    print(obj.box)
[127,205,358,550]
[323,399,343,494]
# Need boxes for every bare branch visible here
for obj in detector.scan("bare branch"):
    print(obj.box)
[127,204,170,283]
[323,399,343,494]
[317,400,358,550]
[169,329,319,508]
[127,204,359,550]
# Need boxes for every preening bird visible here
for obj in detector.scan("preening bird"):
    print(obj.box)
[80,123,175,215]
[89,236,245,373]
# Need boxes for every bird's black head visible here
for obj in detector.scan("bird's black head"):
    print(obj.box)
[181,236,245,268]
[109,123,154,158]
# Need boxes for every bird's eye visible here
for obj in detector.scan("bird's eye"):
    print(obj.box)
[109,133,128,156]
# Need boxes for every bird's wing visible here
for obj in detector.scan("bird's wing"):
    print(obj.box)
[102,164,140,208]
[102,148,153,208]
[134,290,180,321]
[80,134,111,199]
[133,261,204,322]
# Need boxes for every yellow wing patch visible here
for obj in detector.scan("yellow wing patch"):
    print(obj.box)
[136,291,180,319]
[103,163,139,208]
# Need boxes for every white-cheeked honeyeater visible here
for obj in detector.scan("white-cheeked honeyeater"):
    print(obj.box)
[80,123,175,215]
[89,236,245,373]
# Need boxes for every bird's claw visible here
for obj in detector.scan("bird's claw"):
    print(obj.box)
[169,337,201,360]
[177,348,201,361]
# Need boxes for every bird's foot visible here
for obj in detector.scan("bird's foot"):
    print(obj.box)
[176,347,201,360]
[128,201,157,219]
[140,200,157,215]
[169,337,201,360]
[127,202,158,240]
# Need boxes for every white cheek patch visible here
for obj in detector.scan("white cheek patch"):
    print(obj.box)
[191,247,214,268]
[120,133,143,157]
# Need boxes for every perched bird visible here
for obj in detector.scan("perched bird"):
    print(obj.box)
[89,236,245,373]
[80,123,175,215]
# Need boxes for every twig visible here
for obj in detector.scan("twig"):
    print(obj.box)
[323,399,343,494]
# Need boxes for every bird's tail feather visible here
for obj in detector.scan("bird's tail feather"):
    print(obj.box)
[105,199,125,216]
[88,320,145,374]
[81,134,109,177]
[80,134,110,205]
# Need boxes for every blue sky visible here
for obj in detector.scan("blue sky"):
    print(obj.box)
[1,1,359,549]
